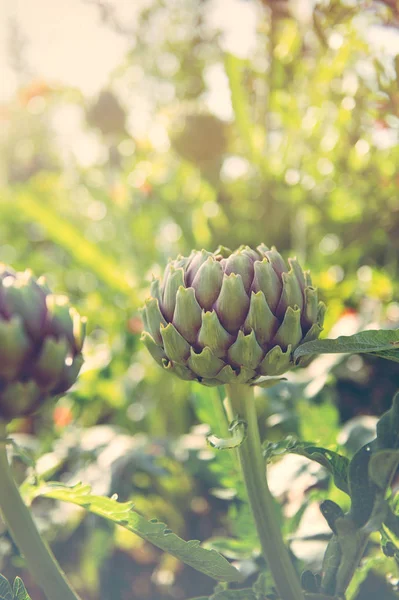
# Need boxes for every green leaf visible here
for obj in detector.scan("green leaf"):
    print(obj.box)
[369,450,399,491]
[372,349,399,363]
[348,444,377,528]
[13,578,32,600]
[252,571,275,598]
[207,420,247,450]
[0,575,12,600]
[14,189,136,301]
[304,595,342,600]
[204,535,256,560]
[252,377,287,388]
[211,590,257,600]
[375,391,399,450]
[224,53,259,165]
[293,329,399,362]
[191,388,245,499]
[29,482,243,583]
[263,436,349,494]
[190,591,261,600]
[292,445,349,495]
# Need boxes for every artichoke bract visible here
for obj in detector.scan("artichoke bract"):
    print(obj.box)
[141,245,325,386]
[0,265,86,421]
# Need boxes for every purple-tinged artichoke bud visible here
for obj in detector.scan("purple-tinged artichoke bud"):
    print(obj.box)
[0,265,86,421]
[141,245,326,386]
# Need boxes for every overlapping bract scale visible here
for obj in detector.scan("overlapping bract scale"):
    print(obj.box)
[141,245,325,386]
[0,264,86,420]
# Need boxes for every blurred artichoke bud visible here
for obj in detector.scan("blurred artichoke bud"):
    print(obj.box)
[141,245,325,386]
[170,112,228,165]
[0,265,86,421]
[87,90,127,137]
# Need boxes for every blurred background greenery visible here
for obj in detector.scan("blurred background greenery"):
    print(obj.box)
[1,0,399,598]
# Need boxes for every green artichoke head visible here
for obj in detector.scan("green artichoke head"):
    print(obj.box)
[0,265,86,421]
[141,245,325,386]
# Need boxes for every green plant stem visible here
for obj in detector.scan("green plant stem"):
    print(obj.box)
[334,533,368,596]
[0,422,81,600]
[225,384,304,600]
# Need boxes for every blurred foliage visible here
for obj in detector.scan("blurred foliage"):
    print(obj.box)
[1,0,399,598]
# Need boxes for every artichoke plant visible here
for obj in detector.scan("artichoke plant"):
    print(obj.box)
[0,265,86,421]
[142,245,325,386]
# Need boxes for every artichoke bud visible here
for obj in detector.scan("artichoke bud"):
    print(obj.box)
[277,270,303,317]
[214,245,232,259]
[172,286,202,344]
[141,245,325,386]
[215,273,249,334]
[223,252,254,293]
[191,258,223,310]
[162,265,185,321]
[45,295,75,345]
[141,331,167,366]
[252,259,281,312]
[0,265,86,421]
[0,317,30,380]
[150,278,162,303]
[264,247,287,276]
[188,347,225,378]
[160,323,190,364]
[244,292,278,346]
[1,273,47,340]
[185,250,212,286]
[143,297,166,344]
[33,338,69,390]
[197,311,233,357]
[228,330,263,370]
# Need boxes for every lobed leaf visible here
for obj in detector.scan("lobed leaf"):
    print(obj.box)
[28,482,243,583]
[294,329,399,362]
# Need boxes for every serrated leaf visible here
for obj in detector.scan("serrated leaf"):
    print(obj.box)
[13,578,32,600]
[29,482,243,583]
[293,329,399,361]
[0,575,12,600]
[204,536,256,560]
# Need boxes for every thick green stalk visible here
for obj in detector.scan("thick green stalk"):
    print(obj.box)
[0,423,81,600]
[225,384,304,600]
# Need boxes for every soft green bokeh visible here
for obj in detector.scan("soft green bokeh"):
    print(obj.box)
[1,1,399,598]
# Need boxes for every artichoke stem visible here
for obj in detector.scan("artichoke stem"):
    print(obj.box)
[225,385,304,600]
[0,422,82,600]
